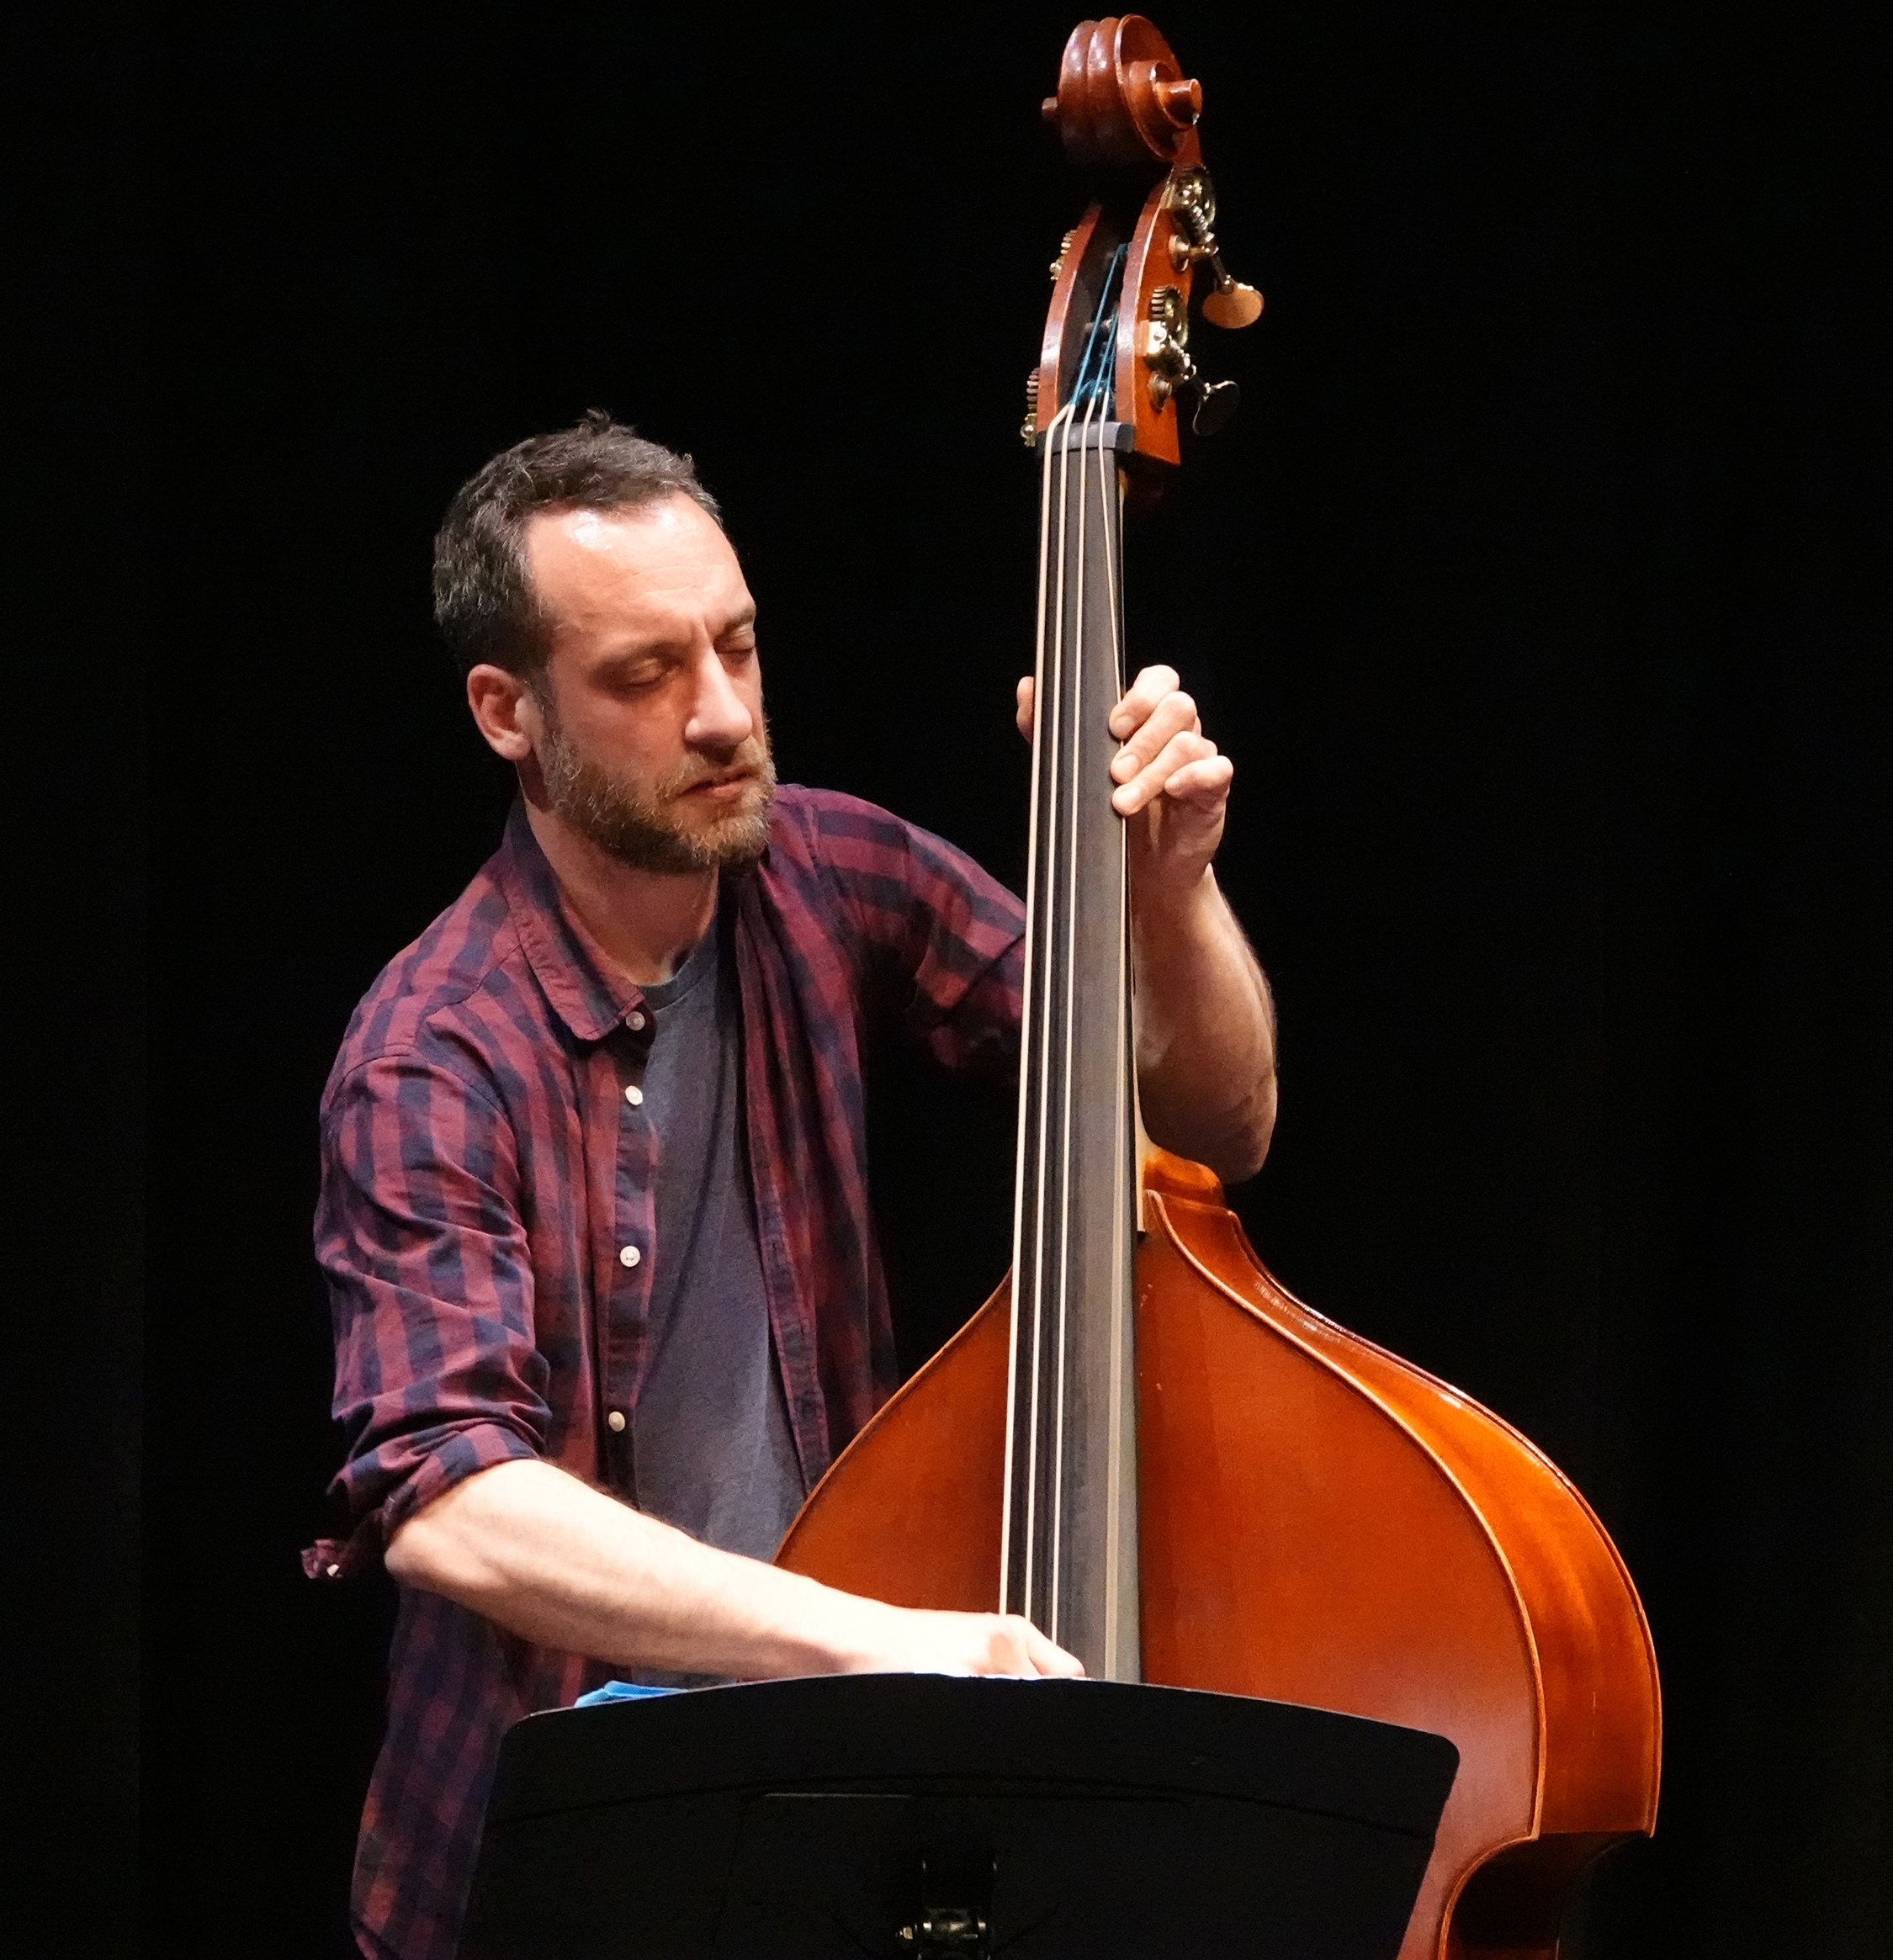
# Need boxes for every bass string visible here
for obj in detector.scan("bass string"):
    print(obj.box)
[1047,373,1108,1635]
[1037,391,1083,1631]
[1092,370,1136,1671]
[1000,257,1128,1633]
[1002,390,1076,1620]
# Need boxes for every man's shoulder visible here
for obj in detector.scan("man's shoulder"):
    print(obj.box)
[326,850,529,1094]
[761,785,1022,953]
[766,784,981,886]
[767,784,910,857]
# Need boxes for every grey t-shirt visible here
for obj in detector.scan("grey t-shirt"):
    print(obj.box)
[628,898,806,1563]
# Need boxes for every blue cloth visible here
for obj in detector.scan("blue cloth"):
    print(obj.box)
[574,1680,681,1708]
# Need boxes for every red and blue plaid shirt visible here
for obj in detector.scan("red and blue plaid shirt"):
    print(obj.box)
[307,789,1025,1960]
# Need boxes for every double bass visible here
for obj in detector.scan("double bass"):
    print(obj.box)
[777,19,1661,1957]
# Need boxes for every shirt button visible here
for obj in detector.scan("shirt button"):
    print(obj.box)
[607,1410,627,1433]
[627,1010,646,1030]
[623,1084,644,1106]
[618,1243,642,1269]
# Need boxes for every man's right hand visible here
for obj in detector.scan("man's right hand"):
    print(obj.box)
[822,1598,1084,1678]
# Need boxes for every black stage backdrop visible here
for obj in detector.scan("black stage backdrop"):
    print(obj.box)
[76,2,1886,1954]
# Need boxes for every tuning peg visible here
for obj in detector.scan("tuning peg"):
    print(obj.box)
[1163,167,1264,330]
[1200,267,1264,330]
[1190,378,1241,436]
[1140,289,1242,434]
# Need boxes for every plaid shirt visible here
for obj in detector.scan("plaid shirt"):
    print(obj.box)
[306,789,1024,1960]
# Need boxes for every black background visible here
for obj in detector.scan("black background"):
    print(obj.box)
[19,2,1889,1955]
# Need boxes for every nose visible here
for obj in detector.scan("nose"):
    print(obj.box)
[683,647,756,754]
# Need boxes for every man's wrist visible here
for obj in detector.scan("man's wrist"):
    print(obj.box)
[1131,861,1221,943]
[740,1567,893,1677]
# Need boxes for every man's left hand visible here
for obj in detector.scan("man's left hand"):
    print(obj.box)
[1015,664,1232,900]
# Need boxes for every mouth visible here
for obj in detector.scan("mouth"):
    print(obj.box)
[678,769,760,803]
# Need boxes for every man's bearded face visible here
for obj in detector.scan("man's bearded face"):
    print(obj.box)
[533,682,776,876]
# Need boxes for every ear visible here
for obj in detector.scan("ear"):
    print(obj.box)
[467,664,542,763]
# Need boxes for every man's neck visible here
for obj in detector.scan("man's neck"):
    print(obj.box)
[522,801,717,986]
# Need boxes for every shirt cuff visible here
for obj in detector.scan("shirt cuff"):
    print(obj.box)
[304,1417,544,1582]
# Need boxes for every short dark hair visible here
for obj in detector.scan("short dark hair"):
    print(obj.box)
[432,410,720,681]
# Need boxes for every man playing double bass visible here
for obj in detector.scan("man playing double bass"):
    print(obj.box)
[310,411,1277,1960]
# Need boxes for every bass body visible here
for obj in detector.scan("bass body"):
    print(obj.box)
[780,1147,1659,1959]
[781,19,1658,1957]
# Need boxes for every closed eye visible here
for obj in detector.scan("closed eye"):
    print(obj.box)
[593,652,676,696]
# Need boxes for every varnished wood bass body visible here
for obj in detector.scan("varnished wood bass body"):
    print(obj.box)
[779,1151,1661,1959]
[781,19,1660,1957]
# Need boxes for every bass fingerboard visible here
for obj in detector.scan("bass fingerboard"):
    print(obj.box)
[1000,403,1142,1683]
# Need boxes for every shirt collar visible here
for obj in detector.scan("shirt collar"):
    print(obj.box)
[494,802,648,1044]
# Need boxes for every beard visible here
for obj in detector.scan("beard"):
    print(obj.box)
[533,695,777,876]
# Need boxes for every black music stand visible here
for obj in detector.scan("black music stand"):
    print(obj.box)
[462,1676,1455,1959]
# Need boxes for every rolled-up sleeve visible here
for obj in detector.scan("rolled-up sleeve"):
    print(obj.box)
[315,1049,549,1558]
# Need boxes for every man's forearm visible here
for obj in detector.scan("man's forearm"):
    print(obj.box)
[385,1459,856,1675]
[1016,660,1273,1184]
[383,1458,1079,1679]
[1132,866,1277,1183]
